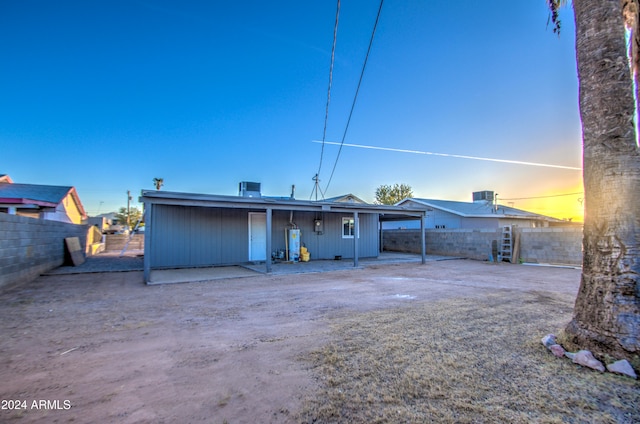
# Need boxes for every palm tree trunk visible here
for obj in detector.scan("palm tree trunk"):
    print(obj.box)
[621,0,640,135]
[565,0,640,363]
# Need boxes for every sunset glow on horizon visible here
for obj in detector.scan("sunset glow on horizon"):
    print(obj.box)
[508,182,584,223]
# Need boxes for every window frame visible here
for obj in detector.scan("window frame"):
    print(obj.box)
[342,217,355,239]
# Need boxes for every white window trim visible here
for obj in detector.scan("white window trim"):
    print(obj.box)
[342,217,358,239]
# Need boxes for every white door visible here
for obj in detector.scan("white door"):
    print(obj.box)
[249,212,267,261]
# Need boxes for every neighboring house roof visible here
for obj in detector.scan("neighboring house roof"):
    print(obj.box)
[0,182,87,218]
[323,194,368,204]
[397,198,561,222]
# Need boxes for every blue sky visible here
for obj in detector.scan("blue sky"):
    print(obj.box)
[0,1,582,219]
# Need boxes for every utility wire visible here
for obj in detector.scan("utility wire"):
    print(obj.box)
[323,0,384,195]
[500,192,583,201]
[315,0,341,182]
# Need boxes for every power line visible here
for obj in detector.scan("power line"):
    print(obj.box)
[317,0,340,178]
[500,192,583,201]
[312,0,341,201]
[323,0,384,195]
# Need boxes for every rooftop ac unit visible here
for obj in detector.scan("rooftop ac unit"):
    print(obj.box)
[239,181,261,198]
[472,190,494,203]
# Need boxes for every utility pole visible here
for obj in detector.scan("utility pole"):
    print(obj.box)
[127,190,132,231]
[311,174,324,201]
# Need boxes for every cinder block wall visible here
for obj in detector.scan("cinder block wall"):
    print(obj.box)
[383,229,500,260]
[517,227,583,265]
[383,227,583,265]
[0,213,88,288]
[104,234,144,251]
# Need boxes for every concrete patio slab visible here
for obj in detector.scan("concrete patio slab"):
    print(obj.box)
[148,265,260,285]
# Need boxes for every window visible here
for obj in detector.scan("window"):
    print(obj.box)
[342,217,355,238]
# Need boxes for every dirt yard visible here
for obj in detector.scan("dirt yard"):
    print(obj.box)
[1,259,637,423]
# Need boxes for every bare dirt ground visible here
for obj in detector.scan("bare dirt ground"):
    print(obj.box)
[0,259,636,423]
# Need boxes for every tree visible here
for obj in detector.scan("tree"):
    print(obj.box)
[115,206,143,228]
[375,184,413,205]
[153,177,164,190]
[556,0,640,363]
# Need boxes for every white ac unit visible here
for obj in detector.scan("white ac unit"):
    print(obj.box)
[472,190,494,203]
[239,181,261,197]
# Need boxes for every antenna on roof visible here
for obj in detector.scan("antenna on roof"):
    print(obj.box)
[310,174,325,201]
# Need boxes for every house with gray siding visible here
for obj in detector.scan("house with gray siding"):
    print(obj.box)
[140,185,425,283]
[386,191,563,230]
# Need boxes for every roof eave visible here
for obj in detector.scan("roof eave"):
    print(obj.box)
[0,198,58,207]
[140,190,425,217]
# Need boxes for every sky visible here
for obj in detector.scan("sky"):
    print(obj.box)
[0,1,584,221]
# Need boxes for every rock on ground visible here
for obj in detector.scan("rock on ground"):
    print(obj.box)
[541,334,557,348]
[571,350,605,372]
[549,344,565,358]
[606,360,637,379]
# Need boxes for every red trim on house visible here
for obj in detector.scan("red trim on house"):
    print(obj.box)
[0,198,58,207]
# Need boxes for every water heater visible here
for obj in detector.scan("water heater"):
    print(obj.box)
[288,229,301,261]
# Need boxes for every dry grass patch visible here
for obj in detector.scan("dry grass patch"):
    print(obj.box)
[300,290,639,423]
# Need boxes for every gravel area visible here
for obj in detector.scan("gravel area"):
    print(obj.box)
[0,259,591,423]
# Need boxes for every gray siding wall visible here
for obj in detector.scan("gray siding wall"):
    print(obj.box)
[148,206,380,269]
[429,209,462,228]
[270,211,379,260]
[150,205,248,268]
[0,213,88,288]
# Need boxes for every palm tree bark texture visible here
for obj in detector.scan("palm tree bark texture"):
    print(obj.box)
[565,0,640,363]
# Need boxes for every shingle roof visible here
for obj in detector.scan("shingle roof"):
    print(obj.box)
[0,183,74,205]
[399,198,560,221]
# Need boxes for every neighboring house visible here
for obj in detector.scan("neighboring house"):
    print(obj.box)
[92,212,126,234]
[0,175,87,224]
[388,191,563,230]
[140,183,426,282]
[323,193,368,204]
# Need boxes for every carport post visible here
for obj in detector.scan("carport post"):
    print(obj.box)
[353,211,359,267]
[266,208,272,273]
[420,212,426,264]
[143,203,152,283]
